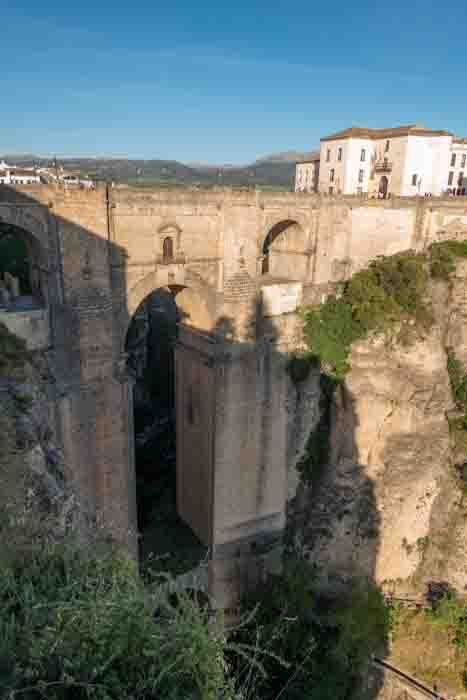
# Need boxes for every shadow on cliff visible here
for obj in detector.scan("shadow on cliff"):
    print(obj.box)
[0,184,135,551]
[293,378,387,697]
[213,294,387,698]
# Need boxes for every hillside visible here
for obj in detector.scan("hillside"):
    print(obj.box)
[1,152,304,189]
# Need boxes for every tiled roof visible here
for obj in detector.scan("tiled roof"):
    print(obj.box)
[321,125,453,142]
[296,150,320,164]
[9,169,39,177]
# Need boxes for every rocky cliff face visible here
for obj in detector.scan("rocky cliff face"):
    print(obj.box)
[290,261,467,596]
[0,329,87,541]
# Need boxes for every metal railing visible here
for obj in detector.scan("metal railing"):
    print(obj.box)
[374,159,393,172]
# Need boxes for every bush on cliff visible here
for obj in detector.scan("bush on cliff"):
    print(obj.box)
[301,252,432,381]
[230,560,390,700]
[0,536,231,700]
[429,240,467,280]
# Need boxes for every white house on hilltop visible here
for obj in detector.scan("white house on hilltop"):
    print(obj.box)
[295,125,467,197]
[448,138,467,195]
[295,151,320,193]
[0,161,40,185]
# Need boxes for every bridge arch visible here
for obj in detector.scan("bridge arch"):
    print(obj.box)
[126,271,217,344]
[124,278,217,570]
[0,219,48,308]
[260,218,310,280]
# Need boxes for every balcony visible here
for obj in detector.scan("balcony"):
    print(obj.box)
[374,159,393,173]
[156,253,186,266]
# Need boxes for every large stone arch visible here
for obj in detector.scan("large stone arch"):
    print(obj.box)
[260,217,310,280]
[124,273,219,554]
[0,205,50,306]
[126,269,218,340]
[0,201,50,256]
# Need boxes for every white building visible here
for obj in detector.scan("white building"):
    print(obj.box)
[447,138,467,195]
[0,161,41,185]
[295,152,320,192]
[295,125,467,198]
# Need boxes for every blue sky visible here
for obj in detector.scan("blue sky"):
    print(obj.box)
[2,0,466,163]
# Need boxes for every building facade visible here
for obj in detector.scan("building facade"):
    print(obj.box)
[295,152,320,192]
[296,125,467,197]
[448,138,467,195]
[0,161,40,185]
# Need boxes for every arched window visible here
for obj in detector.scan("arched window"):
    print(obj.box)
[162,236,174,263]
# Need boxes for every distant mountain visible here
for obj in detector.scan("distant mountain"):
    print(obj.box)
[255,150,316,163]
[0,153,306,189]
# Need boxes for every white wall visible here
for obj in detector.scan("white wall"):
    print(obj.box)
[447,142,467,193]
[295,162,319,192]
[319,138,363,194]
[343,138,373,194]
[402,135,451,196]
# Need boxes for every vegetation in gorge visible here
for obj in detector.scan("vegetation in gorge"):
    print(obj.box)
[389,592,467,694]
[446,348,467,493]
[231,560,390,700]
[0,524,393,700]
[0,535,233,700]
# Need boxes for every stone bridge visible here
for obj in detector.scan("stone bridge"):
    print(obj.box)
[1,183,467,605]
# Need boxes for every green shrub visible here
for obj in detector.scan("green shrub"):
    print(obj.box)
[301,252,432,381]
[0,538,230,700]
[229,559,317,700]
[447,349,467,412]
[230,562,390,700]
[429,240,467,280]
[329,585,391,670]
[426,593,467,651]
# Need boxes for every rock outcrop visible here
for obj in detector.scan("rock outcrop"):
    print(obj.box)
[291,262,467,596]
[0,332,88,541]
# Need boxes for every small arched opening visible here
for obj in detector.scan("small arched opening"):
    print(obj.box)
[261,219,308,280]
[0,222,46,311]
[162,236,174,264]
[378,175,389,198]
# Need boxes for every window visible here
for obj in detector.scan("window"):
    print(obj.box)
[162,236,174,263]
[360,148,366,162]
[458,172,464,187]
[337,147,342,161]
[462,154,466,168]
[385,140,390,152]
[328,186,334,195]
[326,148,331,162]
[412,174,418,186]
[357,187,363,195]
[358,169,364,183]
[329,169,335,182]
[448,171,454,186]
[451,153,457,167]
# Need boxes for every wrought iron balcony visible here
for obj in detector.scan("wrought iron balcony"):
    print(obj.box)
[156,253,186,266]
[374,159,393,173]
